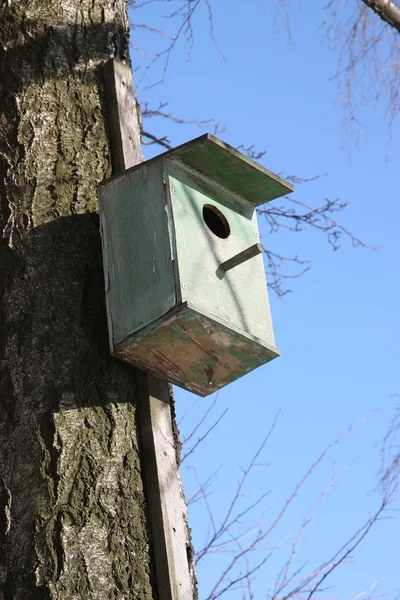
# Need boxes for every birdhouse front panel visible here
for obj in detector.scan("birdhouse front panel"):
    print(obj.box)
[98,134,294,396]
[167,160,276,349]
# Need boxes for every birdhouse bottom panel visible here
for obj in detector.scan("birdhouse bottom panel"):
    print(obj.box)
[113,304,279,397]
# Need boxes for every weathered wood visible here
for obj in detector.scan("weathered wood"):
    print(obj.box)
[219,243,265,272]
[99,159,176,349]
[103,59,144,171]
[101,132,293,206]
[165,132,293,205]
[137,373,193,600]
[99,142,282,395]
[116,304,279,396]
[102,58,194,599]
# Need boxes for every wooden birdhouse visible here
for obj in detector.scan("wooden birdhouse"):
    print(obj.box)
[98,134,293,396]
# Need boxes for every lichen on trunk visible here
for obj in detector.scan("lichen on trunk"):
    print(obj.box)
[0,1,157,597]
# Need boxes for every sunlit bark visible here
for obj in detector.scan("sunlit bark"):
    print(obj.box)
[0,2,157,597]
[361,0,400,33]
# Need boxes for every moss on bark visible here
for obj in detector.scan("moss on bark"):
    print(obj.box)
[0,2,157,598]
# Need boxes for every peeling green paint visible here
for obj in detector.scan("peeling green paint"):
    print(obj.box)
[100,140,287,396]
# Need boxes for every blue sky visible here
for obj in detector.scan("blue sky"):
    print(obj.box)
[129,2,400,598]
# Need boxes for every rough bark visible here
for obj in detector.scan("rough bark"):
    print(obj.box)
[361,0,400,34]
[0,1,156,598]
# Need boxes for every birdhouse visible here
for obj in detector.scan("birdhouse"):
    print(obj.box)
[98,134,293,396]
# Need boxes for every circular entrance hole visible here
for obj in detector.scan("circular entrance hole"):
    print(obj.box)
[202,204,230,239]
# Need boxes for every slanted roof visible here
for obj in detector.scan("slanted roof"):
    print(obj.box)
[167,133,293,207]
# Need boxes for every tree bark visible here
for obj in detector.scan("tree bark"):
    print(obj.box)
[0,1,157,597]
[361,0,400,34]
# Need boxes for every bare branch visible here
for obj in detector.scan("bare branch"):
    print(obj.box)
[141,130,172,149]
[131,2,375,298]
[380,398,400,493]
[182,395,220,447]
[263,249,311,298]
[140,102,371,297]
[181,407,228,464]
[266,1,400,138]
[305,494,395,600]
[260,194,374,251]
[258,191,374,297]
[189,413,395,600]
[139,100,223,154]
[322,1,400,139]
[187,466,223,507]
[196,411,282,567]
[361,0,400,33]
[236,144,266,161]
[275,458,359,594]
[129,0,224,87]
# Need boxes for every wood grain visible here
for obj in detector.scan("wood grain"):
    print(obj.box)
[103,59,144,171]
[137,373,193,600]
[166,132,293,205]
[115,304,279,397]
[102,58,194,600]
[98,161,176,348]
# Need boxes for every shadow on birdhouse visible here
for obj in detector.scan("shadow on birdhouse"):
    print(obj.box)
[98,134,293,396]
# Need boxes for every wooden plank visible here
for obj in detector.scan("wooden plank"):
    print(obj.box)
[102,59,194,600]
[170,133,294,206]
[137,373,193,599]
[116,304,279,397]
[103,59,144,171]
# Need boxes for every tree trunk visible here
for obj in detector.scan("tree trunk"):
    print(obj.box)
[0,1,159,597]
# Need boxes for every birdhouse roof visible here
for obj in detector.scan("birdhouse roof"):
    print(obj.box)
[164,133,293,207]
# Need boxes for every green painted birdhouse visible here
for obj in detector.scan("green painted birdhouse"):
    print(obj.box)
[98,134,293,396]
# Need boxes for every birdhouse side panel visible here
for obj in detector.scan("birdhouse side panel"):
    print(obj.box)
[167,161,277,350]
[99,160,176,349]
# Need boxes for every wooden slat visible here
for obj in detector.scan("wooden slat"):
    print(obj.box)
[137,373,193,600]
[103,59,193,600]
[103,59,144,171]
[170,133,294,205]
